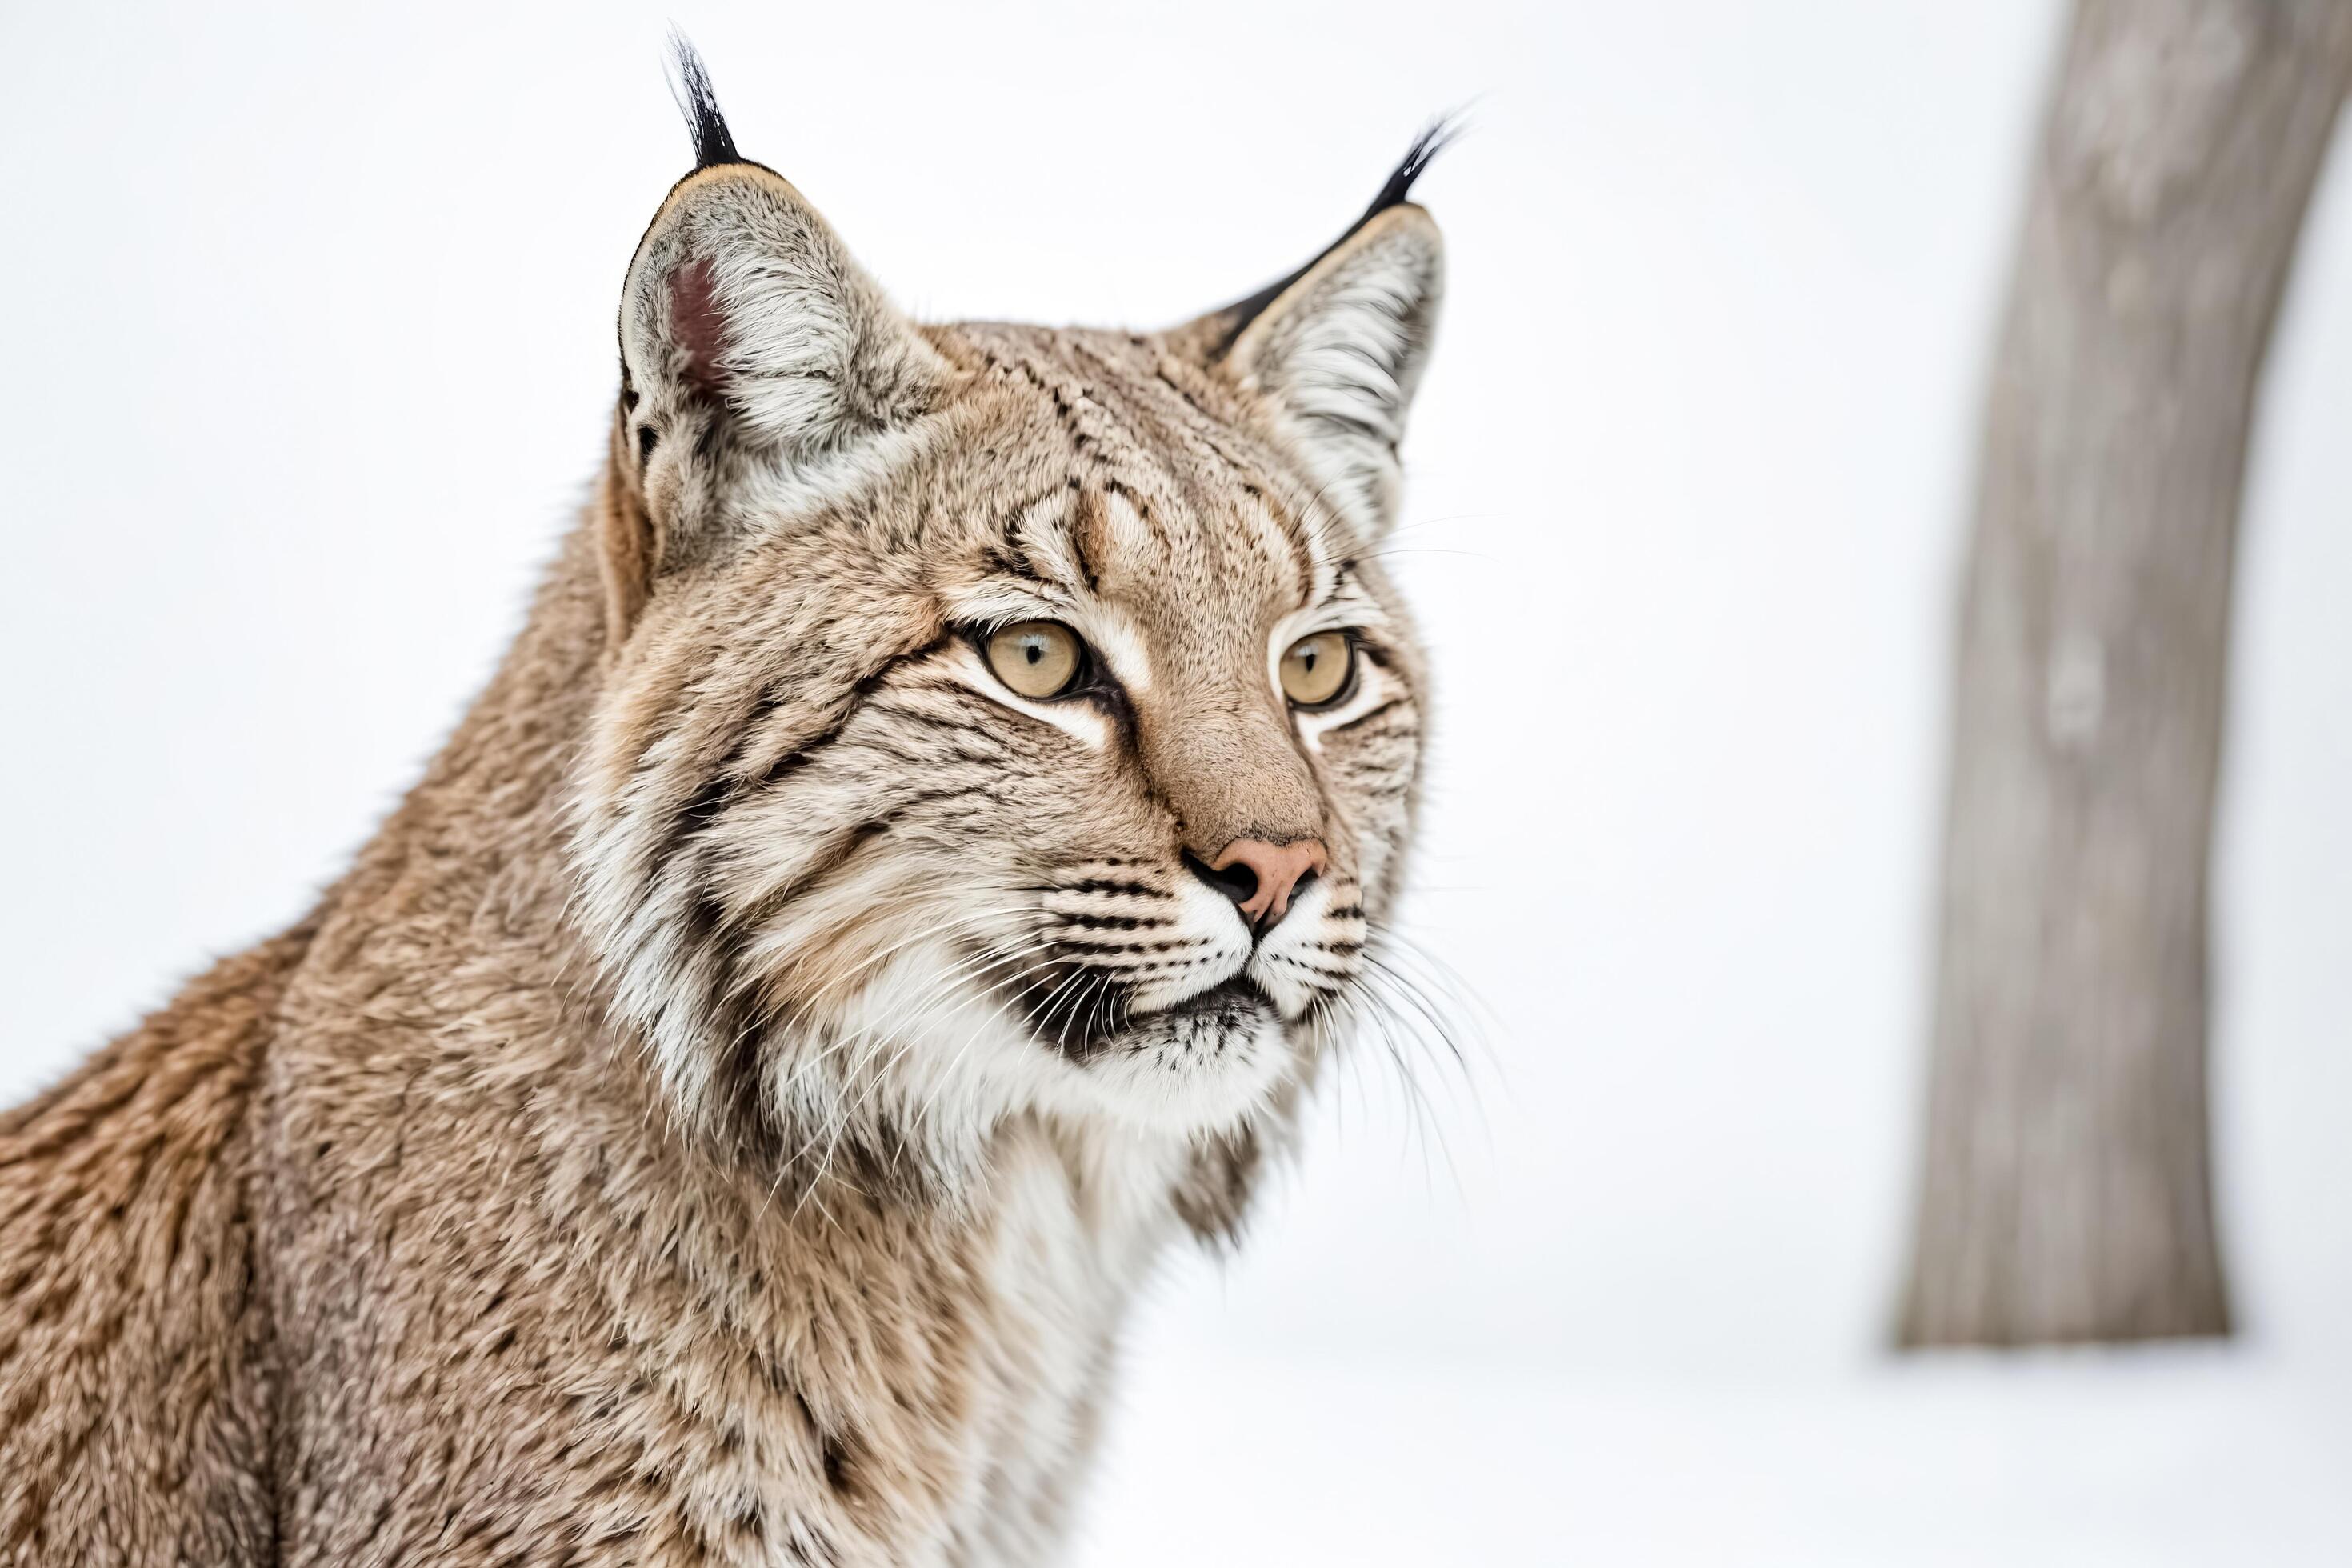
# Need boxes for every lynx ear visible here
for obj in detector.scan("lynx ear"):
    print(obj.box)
[605,46,952,634]
[619,165,950,470]
[1174,130,1450,539]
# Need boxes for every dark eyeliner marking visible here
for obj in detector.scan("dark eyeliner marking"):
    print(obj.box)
[1323,698,1410,738]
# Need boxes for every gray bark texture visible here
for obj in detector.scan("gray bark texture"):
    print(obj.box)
[1898,0,2352,1348]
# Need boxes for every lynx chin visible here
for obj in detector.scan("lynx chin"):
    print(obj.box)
[0,44,1448,1566]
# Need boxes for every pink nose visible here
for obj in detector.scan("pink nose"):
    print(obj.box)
[1206,838,1329,927]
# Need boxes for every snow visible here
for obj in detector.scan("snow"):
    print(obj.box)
[1078,1346,2352,1566]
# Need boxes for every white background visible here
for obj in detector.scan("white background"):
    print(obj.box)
[3,2,2349,1562]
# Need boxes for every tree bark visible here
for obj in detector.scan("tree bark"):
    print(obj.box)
[1898,0,2352,1348]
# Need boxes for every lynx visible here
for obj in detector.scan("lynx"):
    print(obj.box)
[0,47,1446,1566]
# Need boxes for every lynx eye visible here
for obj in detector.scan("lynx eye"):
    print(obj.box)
[1279,630,1355,708]
[984,620,1086,699]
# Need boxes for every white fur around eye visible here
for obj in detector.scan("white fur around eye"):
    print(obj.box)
[1080,611,1154,695]
[940,587,1152,697]
[947,643,1115,748]
[1294,654,1403,743]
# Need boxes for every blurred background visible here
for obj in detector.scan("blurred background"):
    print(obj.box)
[3,2,2349,1562]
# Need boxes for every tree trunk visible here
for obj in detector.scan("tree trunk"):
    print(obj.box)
[1898,0,2352,1348]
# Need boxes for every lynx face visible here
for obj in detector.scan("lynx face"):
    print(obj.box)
[570,69,1444,1193]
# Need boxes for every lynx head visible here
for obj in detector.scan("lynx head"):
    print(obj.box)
[570,49,1444,1215]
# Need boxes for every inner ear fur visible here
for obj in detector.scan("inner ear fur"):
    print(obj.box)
[601,162,954,642]
[620,163,952,455]
[1211,203,1444,539]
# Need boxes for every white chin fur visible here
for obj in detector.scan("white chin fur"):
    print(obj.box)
[1060,998,1290,1134]
[814,939,1287,1157]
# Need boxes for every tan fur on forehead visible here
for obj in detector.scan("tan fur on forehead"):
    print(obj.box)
[924,327,1337,596]
[3,62,1445,1559]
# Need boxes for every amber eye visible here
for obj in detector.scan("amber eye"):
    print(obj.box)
[1279,630,1355,707]
[984,621,1086,699]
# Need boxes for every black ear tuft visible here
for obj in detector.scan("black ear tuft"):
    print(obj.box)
[1208,114,1464,358]
[668,33,742,170]
[1354,114,1462,229]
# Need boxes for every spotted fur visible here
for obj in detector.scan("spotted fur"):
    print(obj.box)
[1,47,1444,1566]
